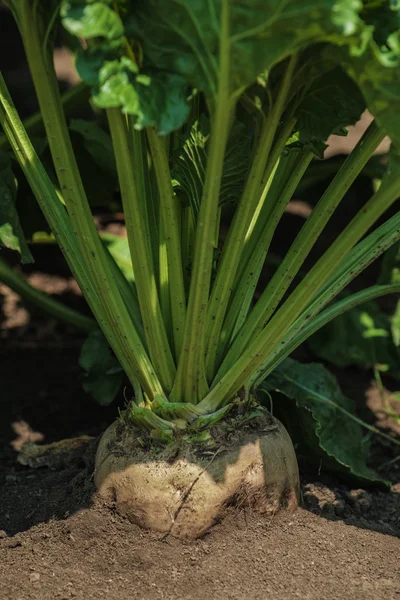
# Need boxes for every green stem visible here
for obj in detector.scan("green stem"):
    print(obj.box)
[104,245,146,347]
[5,2,164,397]
[0,257,96,332]
[171,0,233,403]
[147,127,187,358]
[158,213,172,343]
[252,209,400,386]
[243,115,297,247]
[107,108,176,393]
[251,282,400,390]
[204,54,298,380]
[217,148,313,364]
[0,74,161,398]
[201,169,400,410]
[181,204,195,297]
[219,120,385,376]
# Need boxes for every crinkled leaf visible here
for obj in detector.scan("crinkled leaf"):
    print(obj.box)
[308,298,400,378]
[62,0,365,132]
[62,0,125,39]
[133,71,190,135]
[124,0,363,99]
[61,2,190,134]
[74,39,124,86]
[0,150,33,263]
[329,8,400,145]
[78,53,190,135]
[295,66,366,157]
[260,358,389,488]
[172,116,252,217]
[361,0,400,50]
[79,329,123,405]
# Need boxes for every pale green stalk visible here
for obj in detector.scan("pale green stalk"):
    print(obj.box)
[181,204,195,296]
[205,55,298,379]
[251,282,400,389]
[107,108,176,393]
[147,127,187,358]
[216,148,313,364]
[250,210,400,387]
[201,170,400,410]
[243,116,297,246]
[171,0,234,403]
[158,214,172,343]
[219,120,385,375]
[104,245,146,347]
[0,73,161,398]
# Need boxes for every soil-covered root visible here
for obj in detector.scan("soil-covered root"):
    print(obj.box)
[94,414,300,539]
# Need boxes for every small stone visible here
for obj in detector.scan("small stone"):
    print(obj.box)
[29,572,40,582]
[0,530,8,539]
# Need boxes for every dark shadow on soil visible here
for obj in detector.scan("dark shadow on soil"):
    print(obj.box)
[301,476,400,538]
[0,344,116,536]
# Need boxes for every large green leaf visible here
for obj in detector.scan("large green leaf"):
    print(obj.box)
[260,357,389,488]
[62,0,365,132]
[294,66,366,156]
[124,0,363,98]
[79,329,124,406]
[0,150,33,263]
